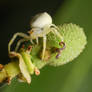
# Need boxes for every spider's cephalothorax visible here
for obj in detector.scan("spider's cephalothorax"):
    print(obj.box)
[8,12,64,60]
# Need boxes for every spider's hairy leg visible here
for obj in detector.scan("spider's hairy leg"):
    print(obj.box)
[42,35,46,60]
[8,32,30,54]
[15,39,28,52]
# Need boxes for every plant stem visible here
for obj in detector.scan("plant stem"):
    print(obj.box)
[0,61,20,84]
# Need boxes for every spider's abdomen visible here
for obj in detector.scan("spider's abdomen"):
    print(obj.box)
[30,12,52,28]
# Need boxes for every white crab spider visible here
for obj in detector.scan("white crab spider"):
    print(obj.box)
[8,12,63,60]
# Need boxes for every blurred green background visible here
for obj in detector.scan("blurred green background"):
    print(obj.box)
[0,0,92,92]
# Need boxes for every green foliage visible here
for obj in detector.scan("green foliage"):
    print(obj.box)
[0,23,87,86]
[0,0,91,92]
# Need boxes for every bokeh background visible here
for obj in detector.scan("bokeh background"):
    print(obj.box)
[0,0,92,92]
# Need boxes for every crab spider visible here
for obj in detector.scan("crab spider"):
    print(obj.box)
[8,12,64,60]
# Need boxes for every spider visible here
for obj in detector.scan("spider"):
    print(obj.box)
[8,12,64,60]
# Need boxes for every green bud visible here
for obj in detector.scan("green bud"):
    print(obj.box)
[49,23,87,66]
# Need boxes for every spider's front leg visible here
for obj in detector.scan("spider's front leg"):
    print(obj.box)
[50,25,66,58]
[42,35,46,60]
[51,25,64,41]
[8,32,30,56]
[15,39,29,52]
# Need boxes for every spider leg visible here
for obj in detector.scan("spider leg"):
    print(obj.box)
[30,39,34,44]
[50,24,59,29]
[15,39,28,52]
[8,32,30,53]
[50,25,66,58]
[42,35,46,60]
[51,27,64,41]
[56,42,66,59]
[36,37,39,44]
